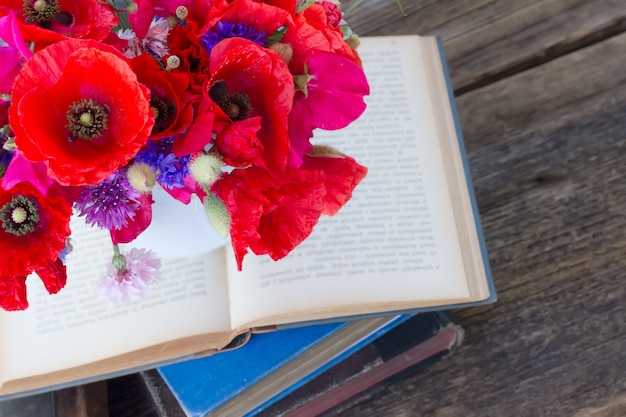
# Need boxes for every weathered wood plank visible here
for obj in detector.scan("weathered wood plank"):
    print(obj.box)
[343,0,626,93]
[336,24,626,417]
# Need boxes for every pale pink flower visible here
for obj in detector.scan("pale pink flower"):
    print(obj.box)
[120,18,171,59]
[98,247,161,305]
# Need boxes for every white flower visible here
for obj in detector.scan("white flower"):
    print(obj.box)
[116,28,137,41]
[98,248,161,306]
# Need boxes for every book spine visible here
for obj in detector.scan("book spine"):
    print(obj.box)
[256,312,461,417]
[319,326,462,417]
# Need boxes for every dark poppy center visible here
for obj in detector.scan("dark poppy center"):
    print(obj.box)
[209,81,252,122]
[150,96,171,134]
[0,195,40,236]
[22,0,72,27]
[66,99,109,141]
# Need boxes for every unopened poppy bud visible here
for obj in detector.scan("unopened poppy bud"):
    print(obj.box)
[166,55,180,71]
[127,163,156,193]
[269,43,293,64]
[293,73,314,96]
[204,193,230,237]
[112,246,126,272]
[126,2,138,13]
[190,153,223,186]
[310,144,344,157]
[176,6,188,20]
[2,138,16,152]
[346,34,361,49]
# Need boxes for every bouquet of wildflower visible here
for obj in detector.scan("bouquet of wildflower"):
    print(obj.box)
[0,0,369,311]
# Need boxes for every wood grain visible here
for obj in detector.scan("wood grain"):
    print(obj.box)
[342,0,626,94]
[335,18,626,417]
[35,2,625,416]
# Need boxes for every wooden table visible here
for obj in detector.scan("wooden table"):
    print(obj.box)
[4,1,624,416]
[92,1,626,416]
[331,1,626,416]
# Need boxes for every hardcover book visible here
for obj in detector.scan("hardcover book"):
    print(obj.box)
[0,35,494,398]
[143,315,410,417]
[138,312,458,417]
[256,312,462,417]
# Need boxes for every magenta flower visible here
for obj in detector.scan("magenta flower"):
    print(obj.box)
[2,150,56,195]
[287,52,369,166]
[98,247,161,305]
[0,11,32,95]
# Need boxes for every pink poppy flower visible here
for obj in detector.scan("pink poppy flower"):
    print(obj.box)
[0,11,32,95]
[288,52,369,166]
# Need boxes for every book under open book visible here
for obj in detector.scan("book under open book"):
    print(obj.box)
[0,35,495,398]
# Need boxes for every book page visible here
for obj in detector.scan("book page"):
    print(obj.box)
[227,36,471,329]
[0,210,231,382]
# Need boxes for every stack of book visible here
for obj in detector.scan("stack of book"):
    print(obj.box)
[142,312,462,416]
[0,34,495,415]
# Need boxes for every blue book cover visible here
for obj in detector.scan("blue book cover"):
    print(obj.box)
[157,316,409,417]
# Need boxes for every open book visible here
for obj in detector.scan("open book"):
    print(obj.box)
[0,35,494,397]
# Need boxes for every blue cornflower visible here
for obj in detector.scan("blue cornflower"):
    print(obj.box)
[75,170,141,230]
[134,138,190,189]
[0,135,14,177]
[200,21,267,55]
[58,239,72,264]
[0,149,13,177]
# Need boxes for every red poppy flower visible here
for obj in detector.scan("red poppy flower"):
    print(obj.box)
[212,166,326,269]
[0,0,118,48]
[301,152,368,215]
[0,181,72,310]
[200,0,293,39]
[280,3,360,74]
[10,39,154,186]
[208,38,294,171]
[259,0,296,15]
[318,1,343,30]
[131,53,193,139]
[35,257,66,295]
[166,9,205,73]
[214,117,264,167]
[0,275,27,311]
[0,99,8,127]
[172,85,218,157]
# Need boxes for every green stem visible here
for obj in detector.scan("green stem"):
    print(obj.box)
[395,0,407,16]
[112,245,126,271]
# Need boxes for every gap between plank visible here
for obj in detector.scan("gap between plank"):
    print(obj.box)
[454,17,626,97]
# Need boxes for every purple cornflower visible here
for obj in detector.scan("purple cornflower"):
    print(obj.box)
[98,247,161,305]
[200,20,267,55]
[134,137,190,189]
[75,170,141,230]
